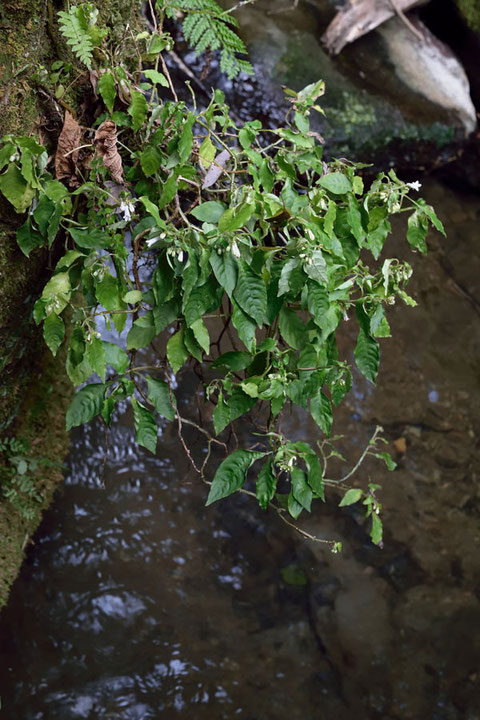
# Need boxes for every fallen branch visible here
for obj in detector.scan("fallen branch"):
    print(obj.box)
[322,0,428,55]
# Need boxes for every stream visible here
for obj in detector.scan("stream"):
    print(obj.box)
[1,2,480,715]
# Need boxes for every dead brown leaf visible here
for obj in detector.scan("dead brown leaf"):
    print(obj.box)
[55,111,83,186]
[94,120,124,184]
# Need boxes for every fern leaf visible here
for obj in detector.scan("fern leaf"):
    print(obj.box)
[58,8,94,69]
[168,0,252,79]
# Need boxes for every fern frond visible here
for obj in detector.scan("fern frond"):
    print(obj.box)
[57,3,105,69]
[167,0,252,79]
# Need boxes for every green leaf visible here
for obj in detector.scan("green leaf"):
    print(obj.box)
[339,488,363,507]
[178,113,195,162]
[318,172,352,195]
[98,70,117,113]
[131,397,157,454]
[123,290,143,304]
[278,307,305,350]
[128,90,148,132]
[227,387,257,422]
[0,164,35,213]
[126,313,156,350]
[347,194,364,244]
[86,336,106,382]
[143,69,169,86]
[287,491,304,519]
[153,297,180,332]
[231,299,256,351]
[206,449,268,506]
[183,279,219,327]
[370,513,383,546]
[190,201,226,223]
[191,318,210,354]
[234,261,267,327]
[304,250,327,285]
[140,145,163,176]
[146,377,175,421]
[43,313,65,356]
[198,136,216,168]
[210,251,237,298]
[139,196,165,228]
[407,210,428,253]
[212,351,252,372]
[305,453,324,500]
[213,393,230,435]
[158,171,179,209]
[416,199,446,236]
[256,457,276,509]
[218,202,254,232]
[102,341,129,373]
[42,271,71,300]
[69,227,111,249]
[375,452,397,471]
[291,468,312,511]
[310,391,332,436]
[167,328,189,374]
[66,383,106,430]
[95,273,122,311]
[16,219,43,257]
[354,328,379,384]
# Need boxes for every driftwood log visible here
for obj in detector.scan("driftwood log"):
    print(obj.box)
[322,0,429,54]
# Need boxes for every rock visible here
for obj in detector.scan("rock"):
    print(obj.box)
[377,17,477,136]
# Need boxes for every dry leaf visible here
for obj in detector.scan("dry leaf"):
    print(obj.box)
[394,437,407,455]
[94,120,124,184]
[89,70,99,97]
[55,111,82,186]
[202,148,230,189]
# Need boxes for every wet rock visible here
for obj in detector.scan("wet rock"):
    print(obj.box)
[377,17,476,136]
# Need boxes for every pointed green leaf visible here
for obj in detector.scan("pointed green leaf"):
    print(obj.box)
[86,336,106,382]
[167,328,189,374]
[291,468,312,511]
[102,341,129,373]
[310,390,332,436]
[126,313,156,350]
[370,513,383,546]
[406,210,428,254]
[212,351,252,372]
[278,307,306,350]
[191,318,210,354]
[131,397,157,454]
[140,145,163,176]
[98,70,117,113]
[128,90,148,132]
[0,164,35,213]
[143,69,169,86]
[66,383,106,430]
[190,201,226,223]
[318,172,351,195]
[256,457,276,509]
[178,113,195,162]
[206,449,267,506]
[210,251,237,297]
[231,300,256,351]
[213,393,230,436]
[354,327,379,384]
[146,377,175,421]
[43,313,65,356]
[234,260,267,327]
[339,488,363,507]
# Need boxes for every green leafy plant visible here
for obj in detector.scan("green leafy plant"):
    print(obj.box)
[58,2,107,69]
[0,438,44,520]
[0,3,445,548]
[161,0,253,78]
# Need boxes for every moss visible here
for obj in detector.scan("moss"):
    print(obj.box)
[0,336,72,609]
[455,0,480,30]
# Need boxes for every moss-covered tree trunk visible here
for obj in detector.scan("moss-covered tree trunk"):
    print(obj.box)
[0,0,140,608]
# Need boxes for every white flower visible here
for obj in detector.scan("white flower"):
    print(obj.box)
[145,237,159,248]
[119,200,134,222]
[407,181,422,191]
[178,250,184,262]
[231,241,241,258]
